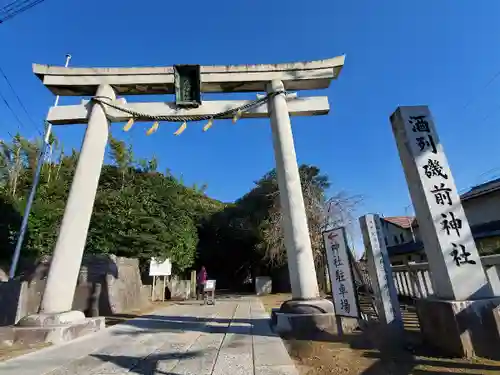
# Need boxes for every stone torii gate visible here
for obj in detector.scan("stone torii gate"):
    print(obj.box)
[25,57,345,329]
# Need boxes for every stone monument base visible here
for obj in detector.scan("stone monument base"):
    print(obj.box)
[1,310,106,345]
[271,299,358,338]
[18,310,87,327]
[416,297,500,359]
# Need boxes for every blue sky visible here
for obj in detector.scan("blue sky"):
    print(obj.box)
[1,1,500,253]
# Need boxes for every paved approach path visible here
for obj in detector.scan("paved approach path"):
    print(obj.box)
[0,297,297,375]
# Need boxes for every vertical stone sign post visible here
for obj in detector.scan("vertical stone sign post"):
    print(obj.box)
[391,106,489,300]
[391,106,500,358]
[323,227,360,319]
[359,214,403,331]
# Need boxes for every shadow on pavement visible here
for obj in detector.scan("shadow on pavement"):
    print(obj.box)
[101,306,500,373]
[112,315,272,336]
[92,350,204,375]
[110,313,341,342]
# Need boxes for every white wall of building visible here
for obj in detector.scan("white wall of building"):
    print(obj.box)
[374,190,500,265]
[381,220,412,247]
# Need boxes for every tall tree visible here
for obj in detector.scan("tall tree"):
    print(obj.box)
[196,164,362,290]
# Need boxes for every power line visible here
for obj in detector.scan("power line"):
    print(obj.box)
[0,65,41,134]
[0,0,46,24]
[461,68,500,111]
[0,88,28,134]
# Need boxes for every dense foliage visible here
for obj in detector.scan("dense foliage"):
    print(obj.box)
[0,133,360,288]
[0,133,223,274]
[196,166,362,288]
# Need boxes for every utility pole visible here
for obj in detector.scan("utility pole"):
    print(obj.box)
[404,202,416,243]
[9,54,72,279]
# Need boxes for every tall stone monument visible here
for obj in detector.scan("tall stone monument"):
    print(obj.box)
[391,106,500,358]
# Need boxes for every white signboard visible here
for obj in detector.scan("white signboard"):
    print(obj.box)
[360,214,402,327]
[149,258,172,276]
[204,280,215,290]
[323,227,359,318]
[391,106,490,300]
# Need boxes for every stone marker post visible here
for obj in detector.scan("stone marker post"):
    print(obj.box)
[390,106,490,300]
[390,106,500,358]
[359,214,403,330]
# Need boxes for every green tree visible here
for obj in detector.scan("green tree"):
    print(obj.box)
[0,133,216,276]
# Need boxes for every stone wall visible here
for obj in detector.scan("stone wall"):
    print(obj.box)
[147,276,191,301]
[169,277,191,300]
[0,279,45,325]
[0,254,151,325]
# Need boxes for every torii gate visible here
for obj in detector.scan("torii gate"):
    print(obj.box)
[29,56,345,324]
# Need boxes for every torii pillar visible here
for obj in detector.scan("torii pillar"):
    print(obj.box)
[19,57,345,339]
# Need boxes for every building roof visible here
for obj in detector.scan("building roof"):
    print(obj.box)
[461,177,500,201]
[383,216,416,229]
[385,178,500,231]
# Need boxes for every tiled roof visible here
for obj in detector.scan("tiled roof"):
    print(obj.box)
[383,216,416,229]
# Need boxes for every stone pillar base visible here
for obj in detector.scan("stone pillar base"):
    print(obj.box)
[416,297,500,359]
[5,311,106,345]
[271,299,358,338]
[279,298,335,314]
[17,310,86,327]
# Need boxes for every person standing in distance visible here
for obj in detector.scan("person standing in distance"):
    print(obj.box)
[196,266,207,300]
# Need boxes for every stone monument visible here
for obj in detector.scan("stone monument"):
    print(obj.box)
[391,106,500,358]
[359,214,403,334]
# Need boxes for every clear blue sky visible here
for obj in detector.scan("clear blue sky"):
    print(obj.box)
[1,1,500,253]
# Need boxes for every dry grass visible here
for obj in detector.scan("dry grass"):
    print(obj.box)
[259,294,500,375]
[260,293,291,313]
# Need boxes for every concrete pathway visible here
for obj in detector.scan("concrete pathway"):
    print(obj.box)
[0,297,297,375]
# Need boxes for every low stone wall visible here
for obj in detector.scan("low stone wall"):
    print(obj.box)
[148,277,191,301]
[169,278,191,300]
[0,254,151,325]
